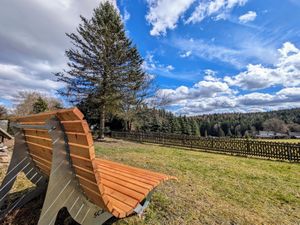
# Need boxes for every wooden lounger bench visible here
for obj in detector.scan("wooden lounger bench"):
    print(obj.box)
[0,108,176,224]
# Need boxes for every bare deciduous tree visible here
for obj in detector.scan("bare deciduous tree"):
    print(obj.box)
[13,91,63,116]
[263,118,288,133]
[0,105,7,119]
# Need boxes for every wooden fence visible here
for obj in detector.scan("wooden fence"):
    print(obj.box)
[111,131,300,162]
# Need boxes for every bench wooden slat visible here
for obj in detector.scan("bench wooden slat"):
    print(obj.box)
[96,165,157,187]
[97,163,162,184]
[24,129,50,138]
[103,185,138,208]
[26,137,93,160]
[65,132,93,146]
[61,121,90,133]
[28,146,52,161]
[69,143,95,159]
[70,154,94,171]
[98,166,154,190]
[77,175,100,193]
[27,142,52,162]
[34,160,51,175]
[14,108,84,123]
[98,159,168,180]
[100,173,150,195]
[102,179,144,201]
[102,193,132,215]
[57,108,84,121]
[25,135,52,148]
[30,153,52,167]
[19,122,46,125]
[80,185,106,209]
[73,165,98,184]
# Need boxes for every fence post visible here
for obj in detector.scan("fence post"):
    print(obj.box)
[247,138,250,156]
[288,145,292,162]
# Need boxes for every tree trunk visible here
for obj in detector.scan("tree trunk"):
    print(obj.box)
[128,121,132,131]
[124,120,128,131]
[99,105,105,139]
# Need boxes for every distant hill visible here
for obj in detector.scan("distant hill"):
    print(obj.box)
[112,107,300,137]
[190,108,300,137]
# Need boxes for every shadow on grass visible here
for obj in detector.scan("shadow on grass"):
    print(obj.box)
[0,188,80,225]
[0,188,120,225]
[94,139,119,144]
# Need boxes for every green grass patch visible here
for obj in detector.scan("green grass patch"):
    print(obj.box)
[255,138,300,143]
[95,139,300,225]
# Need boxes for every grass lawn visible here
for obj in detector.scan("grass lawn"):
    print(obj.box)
[95,139,300,225]
[255,138,300,144]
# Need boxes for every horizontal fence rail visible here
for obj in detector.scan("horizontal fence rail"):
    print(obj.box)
[111,131,300,162]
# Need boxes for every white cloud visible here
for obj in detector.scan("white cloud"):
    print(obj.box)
[166,65,175,71]
[277,87,300,97]
[159,86,300,115]
[146,0,195,36]
[0,0,116,103]
[225,42,300,90]
[146,0,249,36]
[186,0,248,24]
[122,8,130,24]
[179,51,192,58]
[278,42,299,57]
[0,63,63,100]
[155,42,300,115]
[204,69,217,79]
[172,37,278,68]
[173,38,243,67]
[173,35,279,69]
[156,78,233,106]
[239,11,257,23]
[142,52,180,78]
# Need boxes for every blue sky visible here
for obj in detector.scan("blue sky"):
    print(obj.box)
[1,0,300,115]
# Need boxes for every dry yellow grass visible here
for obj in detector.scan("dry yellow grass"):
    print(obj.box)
[0,138,299,224]
[95,138,300,225]
[256,138,300,143]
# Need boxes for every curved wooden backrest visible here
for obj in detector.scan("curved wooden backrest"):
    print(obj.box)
[12,108,175,219]
[12,108,107,210]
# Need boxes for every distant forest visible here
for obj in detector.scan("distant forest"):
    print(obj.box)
[106,107,300,137]
[4,91,300,138]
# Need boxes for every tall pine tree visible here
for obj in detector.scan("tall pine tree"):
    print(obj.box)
[56,2,148,139]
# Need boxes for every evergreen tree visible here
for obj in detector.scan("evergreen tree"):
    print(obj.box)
[179,116,192,135]
[227,127,232,137]
[213,123,219,136]
[191,119,200,136]
[171,117,181,134]
[218,127,225,137]
[169,116,175,133]
[32,97,48,114]
[235,125,242,137]
[151,115,161,132]
[244,130,250,138]
[56,2,148,139]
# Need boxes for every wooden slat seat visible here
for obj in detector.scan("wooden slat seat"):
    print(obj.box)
[10,107,176,220]
[93,159,173,217]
